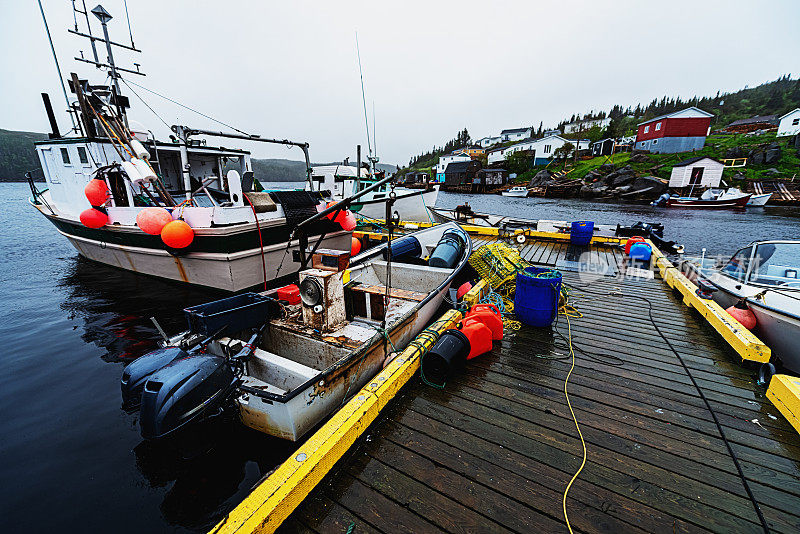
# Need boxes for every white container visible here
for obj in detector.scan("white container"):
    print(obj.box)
[130,139,150,160]
[132,158,157,181]
[121,161,142,182]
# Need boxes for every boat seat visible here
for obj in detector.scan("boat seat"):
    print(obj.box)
[244,192,278,213]
[219,337,319,391]
[240,376,287,395]
[349,283,428,302]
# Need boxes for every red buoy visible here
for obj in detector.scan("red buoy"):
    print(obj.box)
[351,236,362,255]
[79,208,108,229]
[726,301,757,330]
[161,220,194,248]
[340,211,357,231]
[84,179,109,207]
[456,282,473,300]
[136,207,173,235]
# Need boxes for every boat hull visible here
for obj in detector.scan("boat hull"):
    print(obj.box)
[501,190,528,197]
[39,207,350,291]
[666,195,751,208]
[747,193,772,207]
[352,187,438,222]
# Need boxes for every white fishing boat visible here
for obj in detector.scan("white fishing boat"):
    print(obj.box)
[121,223,472,441]
[27,4,349,292]
[501,186,529,197]
[720,188,773,206]
[310,165,438,222]
[682,241,800,376]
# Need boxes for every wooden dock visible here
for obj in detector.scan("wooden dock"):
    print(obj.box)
[217,234,800,534]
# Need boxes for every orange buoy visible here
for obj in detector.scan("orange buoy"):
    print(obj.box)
[136,207,173,235]
[340,211,357,231]
[84,179,109,206]
[79,208,108,229]
[324,201,338,219]
[351,236,362,255]
[161,220,194,248]
[726,301,757,330]
[624,236,646,255]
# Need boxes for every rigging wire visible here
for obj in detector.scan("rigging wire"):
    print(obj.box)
[120,76,250,136]
[119,77,171,130]
[122,0,135,48]
[355,32,373,158]
[37,0,78,132]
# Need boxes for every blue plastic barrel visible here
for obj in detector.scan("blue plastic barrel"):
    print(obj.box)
[628,242,652,261]
[514,266,562,327]
[385,235,421,260]
[429,228,467,268]
[570,221,594,245]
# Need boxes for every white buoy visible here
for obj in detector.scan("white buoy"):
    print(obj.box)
[130,139,150,160]
[132,158,157,181]
[121,161,143,182]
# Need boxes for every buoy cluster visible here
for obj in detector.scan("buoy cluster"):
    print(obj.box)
[79,179,111,228]
[136,207,194,249]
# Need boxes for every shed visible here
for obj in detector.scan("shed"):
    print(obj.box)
[592,138,615,157]
[723,115,778,134]
[777,109,800,137]
[668,156,724,188]
[444,160,482,185]
[477,168,508,186]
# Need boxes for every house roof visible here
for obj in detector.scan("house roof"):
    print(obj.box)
[479,168,507,173]
[444,161,475,173]
[672,156,723,168]
[779,108,800,120]
[501,127,532,134]
[727,115,778,127]
[638,106,713,126]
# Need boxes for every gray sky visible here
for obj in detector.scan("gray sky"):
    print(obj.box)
[2,1,799,166]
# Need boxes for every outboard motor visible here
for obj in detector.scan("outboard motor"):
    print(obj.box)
[121,346,188,410]
[139,354,237,440]
[651,193,670,207]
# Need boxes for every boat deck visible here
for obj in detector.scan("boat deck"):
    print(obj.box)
[275,238,800,534]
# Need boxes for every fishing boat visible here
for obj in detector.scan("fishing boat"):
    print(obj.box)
[682,240,800,375]
[720,187,773,206]
[27,4,350,292]
[501,186,529,197]
[310,165,438,222]
[665,189,751,208]
[120,222,471,440]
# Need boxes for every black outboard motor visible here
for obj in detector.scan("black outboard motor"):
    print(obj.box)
[138,325,266,440]
[139,354,237,440]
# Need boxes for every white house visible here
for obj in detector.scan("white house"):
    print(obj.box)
[488,134,571,165]
[777,109,800,137]
[487,146,510,164]
[668,156,724,188]
[434,153,471,180]
[476,136,502,148]
[564,117,611,134]
[500,127,533,142]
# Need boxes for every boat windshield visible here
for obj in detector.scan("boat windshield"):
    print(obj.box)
[748,243,800,289]
[721,246,753,282]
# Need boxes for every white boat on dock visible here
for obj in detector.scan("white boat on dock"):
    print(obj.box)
[500,186,529,197]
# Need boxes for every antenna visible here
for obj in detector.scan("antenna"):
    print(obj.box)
[355,32,373,163]
[37,0,78,132]
[372,101,377,161]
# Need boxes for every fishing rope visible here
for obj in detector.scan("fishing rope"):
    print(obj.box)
[244,194,267,290]
[563,281,770,533]
[561,313,585,534]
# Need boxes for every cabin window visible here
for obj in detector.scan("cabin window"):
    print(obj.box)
[60,147,71,164]
[655,122,662,131]
[544,145,552,154]
[644,125,650,134]
[749,243,800,287]
[77,146,89,164]
[721,246,753,282]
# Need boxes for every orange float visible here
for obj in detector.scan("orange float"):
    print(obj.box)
[84,179,109,206]
[726,301,757,330]
[80,208,108,229]
[161,220,194,248]
[351,236,362,255]
[136,207,173,235]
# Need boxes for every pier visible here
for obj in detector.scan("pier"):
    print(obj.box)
[215,231,800,533]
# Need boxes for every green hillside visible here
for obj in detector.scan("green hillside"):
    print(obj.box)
[0,129,49,181]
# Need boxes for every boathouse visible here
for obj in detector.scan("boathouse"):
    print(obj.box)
[434,152,471,181]
[668,156,724,188]
[635,106,713,153]
[477,168,508,186]
[777,108,800,137]
[444,160,482,185]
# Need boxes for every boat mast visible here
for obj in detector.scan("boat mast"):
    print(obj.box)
[92,6,127,128]
[37,0,78,133]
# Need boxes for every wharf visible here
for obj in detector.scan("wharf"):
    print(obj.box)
[224,235,800,533]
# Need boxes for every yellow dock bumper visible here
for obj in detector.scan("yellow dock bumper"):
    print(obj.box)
[648,240,770,365]
[767,374,800,435]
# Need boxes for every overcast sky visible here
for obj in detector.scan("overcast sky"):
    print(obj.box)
[2,1,799,165]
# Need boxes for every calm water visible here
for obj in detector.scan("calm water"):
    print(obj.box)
[1,181,799,532]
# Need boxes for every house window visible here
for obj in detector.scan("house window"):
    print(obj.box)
[60,147,71,164]
[644,125,650,134]
[793,118,800,126]
[655,122,662,131]
[77,146,89,164]
[544,145,552,154]
[652,139,658,145]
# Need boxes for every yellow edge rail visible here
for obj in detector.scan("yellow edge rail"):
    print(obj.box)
[647,239,770,364]
[209,305,475,534]
[767,375,800,435]
[355,223,624,245]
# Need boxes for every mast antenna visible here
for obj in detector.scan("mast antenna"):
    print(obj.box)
[37,0,78,132]
[355,33,373,163]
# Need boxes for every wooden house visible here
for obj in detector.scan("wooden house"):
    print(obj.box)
[777,109,800,137]
[635,107,713,153]
[668,156,724,188]
[723,115,778,134]
[444,160,482,185]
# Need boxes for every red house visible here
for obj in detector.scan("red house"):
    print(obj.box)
[635,107,713,154]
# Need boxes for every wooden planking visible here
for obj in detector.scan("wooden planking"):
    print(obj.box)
[273,256,800,534]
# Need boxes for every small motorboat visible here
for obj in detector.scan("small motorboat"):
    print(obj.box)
[501,186,529,197]
[665,188,751,208]
[120,222,472,441]
[682,240,800,375]
[721,187,772,207]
